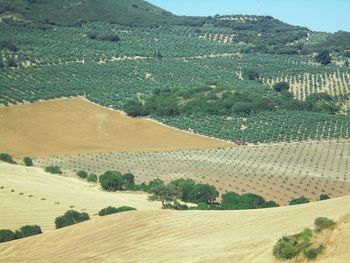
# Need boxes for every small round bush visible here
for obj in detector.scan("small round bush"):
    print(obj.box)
[76,170,88,179]
[314,217,335,232]
[319,194,330,201]
[99,206,119,216]
[0,153,16,164]
[303,245,324,260]
[288,196,310,206]
[87,174,98,182]
[273,236,301,260]
[45,166,62,174]
[55,210,90,229]
[23,157,33,167]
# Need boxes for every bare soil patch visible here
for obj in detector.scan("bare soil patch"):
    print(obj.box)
[0,98,233,157]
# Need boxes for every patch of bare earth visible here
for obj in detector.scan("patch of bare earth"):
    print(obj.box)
[0,97,234,157]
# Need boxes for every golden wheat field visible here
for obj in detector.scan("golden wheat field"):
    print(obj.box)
[0,98,233,157]
[0,161,349,263]
[0,162,160,232]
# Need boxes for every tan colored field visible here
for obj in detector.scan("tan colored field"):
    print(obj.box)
[0,98,233,157]
[0,163,349,263]
[0,162,160,231]
[33,140,350,205]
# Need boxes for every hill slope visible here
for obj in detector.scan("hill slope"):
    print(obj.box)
[0,0,178,26]
[1,188,350,262]
[0,98,233,157]
[0,162,160,231]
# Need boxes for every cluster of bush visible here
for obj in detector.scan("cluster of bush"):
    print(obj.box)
[288,194,330,206]
[124,81,340,118]
[76,170,98,182]
[147,178,279,210]
[273,217,335,260]
[98,206,136,216]
[55,210,90,229]
[0,225,42,243]
[45,165,62,174]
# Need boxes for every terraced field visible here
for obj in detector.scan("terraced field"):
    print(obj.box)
[1,192,350,263]
[0,162,160,232]
[33,140,350,205]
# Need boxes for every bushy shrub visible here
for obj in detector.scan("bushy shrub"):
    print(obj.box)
[16,225,42,238]
[273,82,290,93]
[314,217,335,232]
[76,170,88,179]
[163,202,189,210]
[0,230,15,243]
[0,225,42,243]
[303,245,324,260]
[87,173,98,182]
[55,210,90,229]
[220,192,279,210]
[0,153,16,164]
[45,165,62,174]
[99,206,136,216]
[98,206,118,216]
[319,194,330,201]
[99,171,124,191]
[273,236,303,260]
[23,157,33,166]
[288,196,310,205]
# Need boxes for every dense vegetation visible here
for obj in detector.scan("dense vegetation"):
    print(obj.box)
[0,0,349,144]
[0,225,42,243]
[273,217,335,260]
[55,210,90,229]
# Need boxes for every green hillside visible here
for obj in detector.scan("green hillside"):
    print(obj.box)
[0,0,178,26]
[0,0,349,144]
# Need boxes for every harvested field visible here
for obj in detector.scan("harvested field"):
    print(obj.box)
[0,98,233,157]
[1,193,350,262]
[33,140,350,205]
[0,162,160,232]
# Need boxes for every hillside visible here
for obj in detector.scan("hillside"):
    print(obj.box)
[0,177,349,262]
[0,98,233,157]
[0,0,178,26]
[0,162,160,231]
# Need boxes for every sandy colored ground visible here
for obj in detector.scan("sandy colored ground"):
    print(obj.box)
[0,162,160,231]
[0,98,233,157]
[0,161,349,263]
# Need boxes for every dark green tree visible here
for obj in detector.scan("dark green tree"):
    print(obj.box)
[316,50,332,65]
[288,196,310,205]
[23,157,33,166]
[148,184,180,207]
[0,153,16,164]
[273,82,290,93]
[99,171,124,191]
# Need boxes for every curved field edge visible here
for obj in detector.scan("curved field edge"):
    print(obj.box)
[0,162,160,231]
[0,97,234,157]
[1,195,350,263]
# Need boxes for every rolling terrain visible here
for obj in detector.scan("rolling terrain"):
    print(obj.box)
[0,162,160,231]
[0,98,233,157]
[0,0,349,262]
[0,169,349,263]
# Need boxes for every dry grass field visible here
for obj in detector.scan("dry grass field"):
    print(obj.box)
[0,162,160,232]
[0,98,233,157]
[1,188,350,263]
[33,140,350,205]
